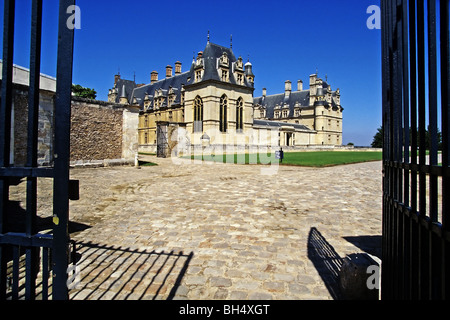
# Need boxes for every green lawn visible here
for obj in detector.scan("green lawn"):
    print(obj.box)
[138,160,158,167]
[187,151,383,167]
[280,151,383,167]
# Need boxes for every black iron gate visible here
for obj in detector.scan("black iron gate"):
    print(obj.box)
[381,0,450,299]
[0,0,75,300]
[157,122,169,158]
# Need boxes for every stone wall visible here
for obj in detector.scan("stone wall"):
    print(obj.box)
[70,97,124,162]
[10,86,55,166]
[7,89,138,167]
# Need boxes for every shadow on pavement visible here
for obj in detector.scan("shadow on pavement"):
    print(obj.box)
[70,241,193,300]
[307,227,343,300]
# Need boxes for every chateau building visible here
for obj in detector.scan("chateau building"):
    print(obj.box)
[107,39,343,156]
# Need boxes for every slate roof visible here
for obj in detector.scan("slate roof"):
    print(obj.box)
[114,78,137,104]
[131,71,191,109]
[131,42,253,110]
[253,91,310,119]
[195,42,254,88]
[253,80,340,119]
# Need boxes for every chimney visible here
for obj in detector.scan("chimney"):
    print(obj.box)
[285,80,292,95]
[151,71,158,84]
[298,80,303,91]
[119,84,128,104]
[262,88,267,97]
[175,61,182,75]
[310,74,317,87]
[114,74,121,86]
[166,65,173,78]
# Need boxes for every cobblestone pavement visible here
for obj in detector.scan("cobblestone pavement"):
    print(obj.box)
[9,157,383,300]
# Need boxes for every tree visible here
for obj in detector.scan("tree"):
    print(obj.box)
[72,84,97,99]
[372,125,443,150]
[371,126,383,148]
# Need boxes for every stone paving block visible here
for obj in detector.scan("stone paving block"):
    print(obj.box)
[248,292,273,300]
[210,277,233,288]
[263,281,285,293]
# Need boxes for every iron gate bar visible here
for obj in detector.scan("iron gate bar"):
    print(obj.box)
[401,0,410,298]
[441,0,450,300]
[52,0,75,300]
[25,0,43,300]
[0,0,16,301]
[0,167,54,178]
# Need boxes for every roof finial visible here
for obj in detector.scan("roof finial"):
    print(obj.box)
[230,34,233,49]
[207,30,210,43]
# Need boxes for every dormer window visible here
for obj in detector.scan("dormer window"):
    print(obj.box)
[235,56,244,71]
[195,57,204,83]
[294,108,301,117]
[236,73,243,85]
[282,109,289,118]
[196,69,203,82]
[274,110,281,119]
[168,95,175,107]
[219,52,229,67]
[274,105,281,119]
[221,69,229,82]
[195,56,204,68]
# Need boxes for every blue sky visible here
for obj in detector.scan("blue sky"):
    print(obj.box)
[1,0,382,146]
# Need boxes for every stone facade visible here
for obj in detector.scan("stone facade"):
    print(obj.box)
[108,40,344,155]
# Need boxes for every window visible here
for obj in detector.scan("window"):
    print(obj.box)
[275,111,280,119]
[196,70,202,82]
[193,96,203,132]
[220,95,228,133]
[236,97,244,132]
[236,73,243,85]
[221,69,228,82]
[283,110,289,118]
[168,95,175,107]
[144,115,148,127]
[294,109,301,117]
[144,132,148,144]
[260,109,265,118]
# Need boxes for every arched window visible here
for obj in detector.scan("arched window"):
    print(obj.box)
[193,96,203,132]
[220,95,228,133]
[236,97,244,132]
